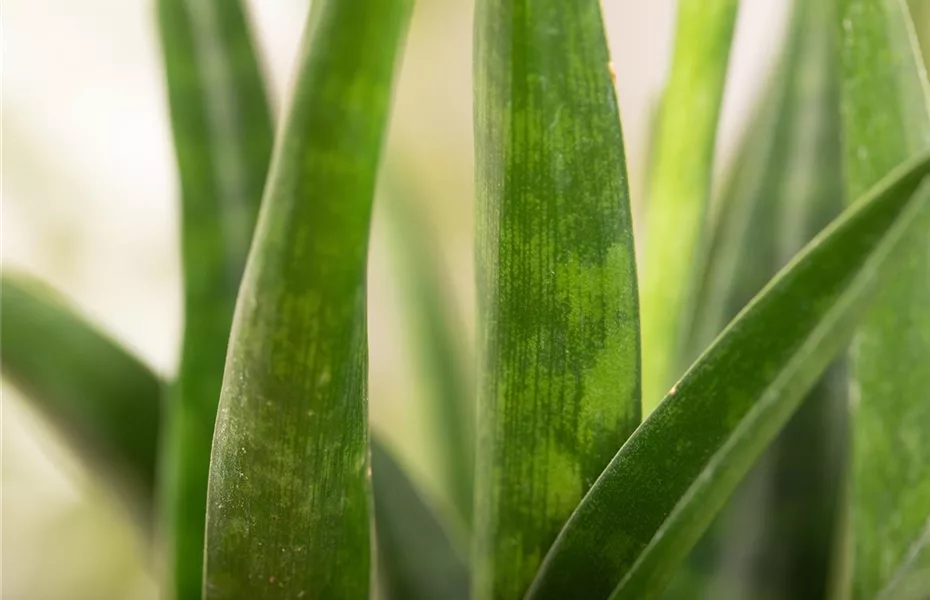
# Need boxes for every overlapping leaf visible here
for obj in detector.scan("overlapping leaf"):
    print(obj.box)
[473,1,640,597]
[155,0,273,596]
[526,154,930,600]
[1,274,161,526]
[837,1,930,597]
[672,1,848,597]
[202,1,413,597]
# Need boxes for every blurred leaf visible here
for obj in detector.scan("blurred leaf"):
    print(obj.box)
[155,0,274,596]
[640,0,740,412]
[202,1,413,597]
[525,153,930,600]
[837,1,930,598]
[0,274,161,528]
[372,441,469,600]
[671,1,849,598]
[473,1,641,597]
[383,178,475,533]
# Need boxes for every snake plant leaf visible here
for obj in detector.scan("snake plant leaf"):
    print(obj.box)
[0,274,162,527]
[640,0,740,412]
[156,0,273,596]
[383,178,474,532]
[837,1,930,598]
[473,1,640,597]
[672,1,848,598]
[525,153,930,600]
[372,441,469,600]
[203,1,413,597]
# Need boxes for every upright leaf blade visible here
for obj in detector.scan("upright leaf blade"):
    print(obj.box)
[640,0,740,412]
[526,154,930,600]
[203,1,413,597]
[473,1,641,597]
[837,1,930,597]
[156,0,273,596]
[1,274,162,525]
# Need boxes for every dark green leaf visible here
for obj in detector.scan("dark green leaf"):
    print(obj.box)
[202,1,413,597]
[525,153,930,600]
[155,0,274,596]
[383,176,474,532]
[0,274,161,527]
[372,441,469,600]
[672,1,848,598]
[837,1,930,598]
[473,0,641,597]
[640,0,740,411]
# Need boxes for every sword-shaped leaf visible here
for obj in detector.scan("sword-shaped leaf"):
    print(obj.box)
[1,274,161,527]
[155,0,273,596]
[202,1,413,597]
[837,1,930,597]
[473,0,641,597]
[526,153,930,600]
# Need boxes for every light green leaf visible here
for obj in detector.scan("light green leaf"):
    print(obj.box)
[473,1,641,597]
[672,1,848,598]
[0,274,162,528]
[383,176,474,532]
[525,153,930,600]
[640,0,740,412]
[202,1,413,597]
[372,441,469,600]
[155,0,274,596]
[837,1,930,598]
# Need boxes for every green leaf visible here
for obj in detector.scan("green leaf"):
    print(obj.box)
[671,1,849,598]
[640,0,740,412]
[383,176,475,532]
[202,1,413,597]
[372,441,469,600]
[0,274,162,527]
[473,1,641,597]
[525,153,930,600]
[155,0,274,596]
[837,1,930,598]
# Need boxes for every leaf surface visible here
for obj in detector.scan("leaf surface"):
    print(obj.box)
[526,153,930,600]
[202,1,413,597]
[837,1,930,597]
[0,274,162,526]
[640,0,740,411]
[473,0,641,597]
[155,0,273,596]
[672,1,848,598]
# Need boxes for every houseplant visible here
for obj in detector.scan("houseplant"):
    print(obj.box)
[3,0,929,598]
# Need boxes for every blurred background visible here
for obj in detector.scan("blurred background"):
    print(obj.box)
[2,1,927,598]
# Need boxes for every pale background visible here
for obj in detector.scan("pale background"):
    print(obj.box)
[3,0,862,597]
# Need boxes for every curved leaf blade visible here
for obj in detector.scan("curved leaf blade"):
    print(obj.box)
[837,2,930,598]
[372,441,469,600]
[0,274,162,526]
[155,0,274,596]
[202,1,413,597]
[640,0,740,412]
[673,1,849,597]
[526,153,930,600]
[473,1,641,597]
